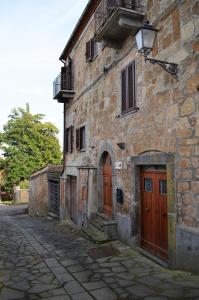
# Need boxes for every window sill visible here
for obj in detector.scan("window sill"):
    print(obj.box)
[80,148,86,152]
[120,108,139,118]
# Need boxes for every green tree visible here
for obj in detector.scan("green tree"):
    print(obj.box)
[0,105,62,191]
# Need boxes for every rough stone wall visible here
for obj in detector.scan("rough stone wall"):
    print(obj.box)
[64,0,199,231]
[29,165,63,217]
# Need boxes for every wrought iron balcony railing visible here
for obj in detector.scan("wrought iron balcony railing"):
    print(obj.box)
[95,0,144,37]
[53,70,74,102]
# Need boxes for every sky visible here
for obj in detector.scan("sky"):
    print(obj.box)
[0,0,88,145]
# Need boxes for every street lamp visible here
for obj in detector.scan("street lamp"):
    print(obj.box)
[135,22,178,78]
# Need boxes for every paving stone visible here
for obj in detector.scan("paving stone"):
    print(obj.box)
[9,280,30,291]
[115,278,134,287]
[1,206,199,300]
[64,280,85,295]
[71,292,94,300]
[90,287,118,300]
[127,284,155,297]
[82,280,107,290]
[72,270,93,282]
[29,284,58,293]
[138,276,162,287]
[67,264,86,273]
[55,272,74,284]
[0,287,24,299]
[61,259,78,267]
[51,288,67,296]
[41,296,71,300]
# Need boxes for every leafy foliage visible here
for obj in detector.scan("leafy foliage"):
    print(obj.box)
[0,105,62,191]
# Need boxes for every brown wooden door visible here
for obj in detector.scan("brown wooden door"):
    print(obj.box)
[70,176,77,224]
[103,153,112,217]
[140,170,168,261]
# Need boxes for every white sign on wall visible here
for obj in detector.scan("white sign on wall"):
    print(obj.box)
[115,161,123,170]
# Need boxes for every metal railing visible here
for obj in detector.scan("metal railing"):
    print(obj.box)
[53,72,73,98]
[95,0,144,35]
[53,73,61,98]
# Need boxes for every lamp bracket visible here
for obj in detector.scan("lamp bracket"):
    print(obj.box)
[146,57,178,78]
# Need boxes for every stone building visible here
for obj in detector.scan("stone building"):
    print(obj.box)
[53,0,199,273]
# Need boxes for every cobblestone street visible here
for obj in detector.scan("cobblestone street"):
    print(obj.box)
[0,205,199,300]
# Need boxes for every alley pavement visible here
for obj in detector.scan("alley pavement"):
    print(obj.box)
[0,205,199,300]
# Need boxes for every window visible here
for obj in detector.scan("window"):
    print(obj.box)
[65,126,73,153]
[76,126,86,151]
[86,39,99,62]
[121,60,136,115]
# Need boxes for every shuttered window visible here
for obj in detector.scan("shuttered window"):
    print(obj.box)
[76,126,86,151]
[86,39,99,62]
[121,60,136,115]
[65,126,73,153]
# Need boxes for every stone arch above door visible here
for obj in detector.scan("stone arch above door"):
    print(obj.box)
[98,142,116,175]
[97,142,116,218]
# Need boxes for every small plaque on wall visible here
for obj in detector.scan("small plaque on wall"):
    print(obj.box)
[115,162,123,170]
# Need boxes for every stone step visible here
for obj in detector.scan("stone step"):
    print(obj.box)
[95,213,118,238]
[82,223,115,244]
[48,212,59,220]
[90,218,104,232]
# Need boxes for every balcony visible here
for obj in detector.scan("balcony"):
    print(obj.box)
[94,0,145,48]
[53,68,75,103]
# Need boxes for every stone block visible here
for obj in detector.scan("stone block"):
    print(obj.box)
[182,192,193,206]
[192,1,199,15]
[172,7,180,42]
[191,181,199,194]
[178,146,194,157]
[192,41,199,52]
[186,74,199,95]
[177,181,190,192]
[191,157,199,167]
[179,98,195,116]
[181,21,195,41]
[180,169,193,180]
[176,118,193,139]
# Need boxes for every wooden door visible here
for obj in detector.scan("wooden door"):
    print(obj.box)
[140,170,168,261]
[70,176,77,224]
[103,153,112,217]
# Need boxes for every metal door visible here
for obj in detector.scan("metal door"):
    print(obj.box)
[49,180,60,217]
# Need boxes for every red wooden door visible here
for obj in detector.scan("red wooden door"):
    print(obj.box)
[70,176,77,224]
[103,154,112,217]
[140,170,168,261]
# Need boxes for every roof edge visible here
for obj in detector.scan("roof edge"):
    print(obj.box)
[59,0,99,61]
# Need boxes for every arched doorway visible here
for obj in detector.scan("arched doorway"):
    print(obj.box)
[102,152,112,217]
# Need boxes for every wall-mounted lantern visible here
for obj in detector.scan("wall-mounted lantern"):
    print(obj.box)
[135,22,178,78]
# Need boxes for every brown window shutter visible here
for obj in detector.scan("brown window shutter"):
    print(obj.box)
[71,126,74,153]
[128,61,136,110]
[121,69,127,113]
[65,128,68,153]
[86,39,94,62]
[76,128,80,151]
